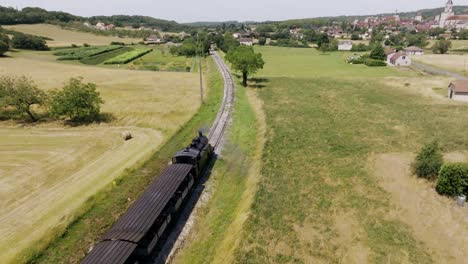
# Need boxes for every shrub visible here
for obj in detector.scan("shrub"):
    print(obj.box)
[412,141,444,179]
[351,43,371,52]
[364,58,387,67]
[110,41,125,46]
[11,33,49,50]
[50,77,104,122]
[436,163,468,197]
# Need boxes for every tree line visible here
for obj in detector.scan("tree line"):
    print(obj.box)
[0,76,104,123]
[0,28,49,54]
[0,5,190,32]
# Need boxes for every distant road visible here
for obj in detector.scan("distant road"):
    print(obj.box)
[412,62,468,80]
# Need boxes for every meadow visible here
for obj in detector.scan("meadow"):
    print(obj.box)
[226,47,468,263]
[0,36,200,262]
[3,24,140,47]
[412,53,468,77]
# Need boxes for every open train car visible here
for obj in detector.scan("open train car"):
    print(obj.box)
[81,132,213,264]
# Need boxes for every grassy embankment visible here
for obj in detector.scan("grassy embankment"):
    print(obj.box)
[0,43,200,262]
[173,60,265,263]
[30,56,223,263]
[228,46,468,263]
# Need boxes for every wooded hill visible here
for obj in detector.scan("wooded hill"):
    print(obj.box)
[0,6,190,32]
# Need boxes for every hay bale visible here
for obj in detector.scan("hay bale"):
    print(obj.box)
[121,131,132,141]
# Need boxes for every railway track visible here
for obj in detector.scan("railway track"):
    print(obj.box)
[208,51,236,152]
[154,51,236,263]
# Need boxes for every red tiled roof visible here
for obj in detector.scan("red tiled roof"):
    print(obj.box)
[447,15,468,21]
[450,80,468,93]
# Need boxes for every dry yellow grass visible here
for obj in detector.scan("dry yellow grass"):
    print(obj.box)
[413,54,468,76]
[0,48,200,262]
[3,24,141,47]
[371,153,468,264]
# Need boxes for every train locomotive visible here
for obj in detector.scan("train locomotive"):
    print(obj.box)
[81,131,214,264]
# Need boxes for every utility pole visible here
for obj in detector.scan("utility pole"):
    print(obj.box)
[197,33,204,103]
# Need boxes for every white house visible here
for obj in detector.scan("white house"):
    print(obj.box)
[338,40,353,51]
[404,46,424,55]
[95,22,106,30]
[240,38,253,46]
[448,80,468,102]
[389,52,412,67]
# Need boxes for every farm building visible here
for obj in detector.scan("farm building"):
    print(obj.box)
[448,80,468,102]
[240,38,253,46]
[145,35,165,44]
[388,52,411,66]
[385,48,397,64]
[338,41,353,51]
[404,46,424,55]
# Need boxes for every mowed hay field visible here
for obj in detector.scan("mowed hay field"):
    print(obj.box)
[3,24,141,47]
[232,47,468,263]
[412,53,468,77]
[0,41,200,262]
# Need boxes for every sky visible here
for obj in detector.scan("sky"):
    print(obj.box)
[1,0,468,23]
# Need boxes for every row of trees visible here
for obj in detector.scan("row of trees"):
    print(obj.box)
[168,32,265,87]
[0,76,103,123]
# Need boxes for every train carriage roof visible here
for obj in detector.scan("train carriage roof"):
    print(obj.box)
[100,164,193,242]
[81,240,137,264]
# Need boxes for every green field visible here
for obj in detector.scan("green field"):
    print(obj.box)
[132,46,194,72]
[80,47,134,65]
[229,47,468,263]
[173,47,468,263]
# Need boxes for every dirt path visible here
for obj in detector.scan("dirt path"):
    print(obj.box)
[371,153,468,264]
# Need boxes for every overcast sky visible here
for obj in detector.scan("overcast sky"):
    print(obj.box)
[1,0,468,23]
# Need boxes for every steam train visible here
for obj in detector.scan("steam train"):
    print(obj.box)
[81,131,214,264]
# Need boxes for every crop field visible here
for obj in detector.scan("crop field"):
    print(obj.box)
[412,53,468,77]
[104,48,153,64]
[226,47,468,263]
[54,45,122,60]
[132,46,194,72]
[0,48,200,262]
[3,24,140,47]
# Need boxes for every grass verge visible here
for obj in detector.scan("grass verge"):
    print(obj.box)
[28,56,223,264]
[173,71,264,264]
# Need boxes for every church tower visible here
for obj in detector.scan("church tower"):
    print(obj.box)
[445,0,453,13]
[439,0,455,27]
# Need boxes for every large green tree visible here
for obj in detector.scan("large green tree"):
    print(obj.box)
[432,40,452,54]
[369,45,386,61]
[50,77,104,122]
[226,46,265,87]
[0,76,46,121]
